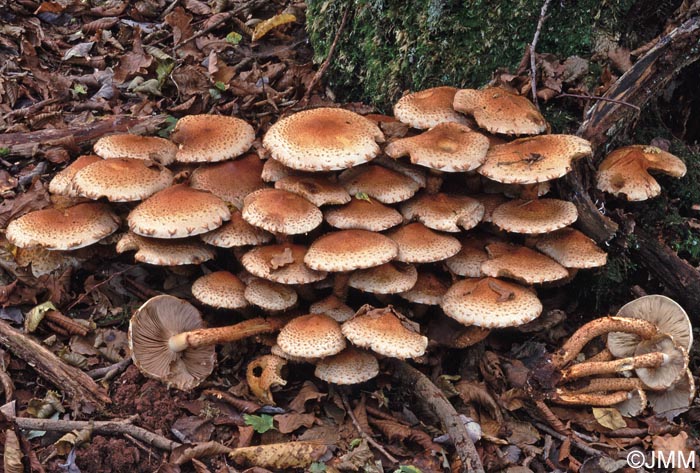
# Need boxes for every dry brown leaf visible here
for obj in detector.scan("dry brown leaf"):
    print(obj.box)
[228,441,328,469]
[592,407,627,430]
[0,179,51,229]
[54,428,92,455]
[251,13,296,42]
[652,431,694,473]
[172,441,232,465]
[273,412,317,434]
[3,429,23,473]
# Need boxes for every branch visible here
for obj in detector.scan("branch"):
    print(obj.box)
[529,0,553,107]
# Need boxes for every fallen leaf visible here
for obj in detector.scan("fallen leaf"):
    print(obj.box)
[592,407,627,430]
[274,412,317,434]
[251,13,296,42]
[228,441,328,469]
[246,354,287,406]
[4,429,23,473]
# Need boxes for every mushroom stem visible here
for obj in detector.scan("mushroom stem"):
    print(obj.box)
[333,272,351,300]
[168,317,284,352]
[552,390,631,406]
[560,377,643,393]
[552,316,658,368]
[561,351,667,381]
[425,171,444,194]
[586,348,614,363]
[519,183,540,201]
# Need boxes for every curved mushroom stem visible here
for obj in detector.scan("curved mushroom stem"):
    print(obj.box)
[586,348,614,363]
[551,316,658,369]
[168,317,284,352]
[561,351,666,381]
[560,377,643,393]
[552,390,631,406]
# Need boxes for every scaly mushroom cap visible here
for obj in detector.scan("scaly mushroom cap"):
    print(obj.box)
[277,314,346,358]
[244,278,297,311]
[398,271,449,305]
[7,203,120,250]
[634,334,688,391]
[72,158,174,202]
[171,114,255,163]
[445,235,489,278]
[116,232,215,265]
[94,134,177,165]
[373,155,428,188]
[473,193,508,223]
[241,243,327,284]
[49,155,102,196]
[305,230,399,272]
[128,184,230,238]
[477,135,592,184]
[385,123,489,172]
[128,295,216,391]
[339,164,422,204]
[341,305,428,359]
[261,158,300,183]
[241,188,322,235]
[263,107,384,171]
[191,271,248,309]
[596,145,687,201]
[648,369,695,420]
[15,247,82,277]
[310,295,355,323]
[393,86,471,129]
[491,199,578,234]
[400,193,484,232]
[441,277,543,328]
[315,348,379,385]
[324,198,403,232]
[386,223,461,263]
[480,242,569,284]
[534,228,607,269]
[200,210,273,248]
[189,154,265,208]
[349,262,418,294]
[453,87,547,135]
[275,175,351,207]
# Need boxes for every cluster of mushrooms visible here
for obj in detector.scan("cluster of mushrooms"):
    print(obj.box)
[2,85,690,409]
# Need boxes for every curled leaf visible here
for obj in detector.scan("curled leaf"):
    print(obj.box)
[25,301,58,332]
[247,354,287,405]
[3,429,23,473]
[55,428,92,455]
[592,407,626,430]
[251,13,296,41]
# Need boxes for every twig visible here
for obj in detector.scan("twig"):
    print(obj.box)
[533,400,569,435]
[2,96,65,121]
[160,0,180,19]
[340,392,399,465]
[555,93,641,111]
[533,421,607,458]
[176,5,247,47]
[86,357,132,380]
[202,389,262,413]
[529,0,553,107]
[66,266,134,311]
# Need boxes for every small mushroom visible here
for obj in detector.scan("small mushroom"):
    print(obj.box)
[116,232,215,265]
[171,114,255,163]
[241,188,323,236]
[191,271,248,310]
[277,314,346,359]
[385,223,461,263]
[491,199,578,234]
[324,198,403,232]
[394,86,471,129]
[314,348,379,385]
[339,164,422,204]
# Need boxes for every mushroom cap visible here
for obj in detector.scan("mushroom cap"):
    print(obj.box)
[128,295,216,391]
[634,334,688,391]
[341,305,428,359]
[277,314,346,358]
[339,164,422,204]
[615,389,647,418]
[191,271,248,309]
[477,135,592,184]
[607,295,693,358]
[189,154,265,208]
[171,114,255,163]
[453,87,547,135]
[491,199,578,234]
[128,184,231,238]
[261,158,300,183]
[400,193,484,232]
[386,223,461,263]
[349,262,418,294]
[481,242,569,284]
[200,210,273,248]
[315,348,379,385]
[324,198,403,232]
[372,155,428,188]
[241,243,327,284]
[309,294,355,323]
[398,271,449,305]
[270,344,317,363]
[275,175,351,207]
[241,188,322,235]
[6,203,120,250]
[445,235,489,278]
[244,278,298,311]
[116,232,215,265]
[534,228,607,269]
[94,134,177,165]
[263,107,384,171]
[305,230,399,272]
[49,155,102,196]
[648,369,695,420]
[596,145,687,201]
[441,278,543,328]
[72,158,174,202]
[385,123,490,172]
[473,193,508,223]
[393,86,470,129]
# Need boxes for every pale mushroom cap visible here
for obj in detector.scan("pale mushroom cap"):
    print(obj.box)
[94,134,177,165]
[339,164,422,204]
[49,155,102,196]
[615,389,647,418]
[349,262,418,294]
[263,107,384,171]
[386,223,461,263]
[473,193,508,223]
[127,184,231,238]
[372,155,428,188]
[324,198,403,232]
[189,154,265,208]
[596,145,687,201]
[116,232,215,265]
[491,199,578,234]
[171,114,255,163]
[200,210,273,248]
[241,243,327,284]
[441,278,543,328]
[534,227,607,268]
[648,369,695,419]
[6,203,120,250]
[315,348,379,385]
[241,188,322,235]
[309,295,355,323]
[481,242,569,284]
[634,334,688,391]
[445,235,489,278]
[277,314,346,358]
[477,135,592,184]
[385,123,489,172]
[261,158,299,183]
[244,278,297,311]
[128,295,215,391]
[453,87,547,135]
[305,230,399,272]
[72,158,174,202]
[275,175,351,207]
[401,193,484,232]
[398,271,449,305]
[191,271,248,309]
[393,86,471,129]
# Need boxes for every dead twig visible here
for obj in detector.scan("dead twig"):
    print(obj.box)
[340,393,399,465]
[533,421,607,458]
[2,96,65,121]
[66,266,134,311]
[202,389,262,413]
[86,357,132,380]
[533,400,569,435]
[176,5,247,47]
[555,93,641,111]
[529,0,553,107]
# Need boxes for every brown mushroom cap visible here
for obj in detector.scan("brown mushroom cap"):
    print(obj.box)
[261,158,300,183]
[385,123,490,172]
[128,295,216,391]
[14,247,82,277]
[596,145,687,201]
[634,334,688,391]
[445,235,489,278]
[244,278,298,311]
[386,223,461,263]
[398,271,449,305]
[491,199,578,234]
[309,295,356,323]
[339,164,422,204]
[128,184,230,238]
[49,155,102,196]
[324,198,403,232]
[480,242,569,284]
[349,262,418,294]
[275,175,351,207]
[441,277,543,328]
[191,271,248,309]
[171,114,255,163]
[372,155,428,188]
[534,228,607,269]
[200,210,273,248]
[393,86,471,129]
[241,188,322,235]
[189,154,265,208]
[6,203,120,250]
[277,314,346,358]
[241,243,327,284]
[315,348,379,385]
[648,368,695,419]
[477,135,592,184]
[263,107,384,171]
[94,134,177,165]
[400,193,484,232]
[72,158,174,202]
[116,232,215,265]
[305,230,399,272]
[453,87,547,135]
[473,193,508,223]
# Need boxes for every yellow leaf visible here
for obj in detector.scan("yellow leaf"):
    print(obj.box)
[592,407,626,430]
[229,441,328,468]
[251,13,296,41]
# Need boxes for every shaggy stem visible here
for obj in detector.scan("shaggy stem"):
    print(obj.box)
[561,351,666,381]
[560,377,643,394]
[168,317,284,352]
[553,390,630,406]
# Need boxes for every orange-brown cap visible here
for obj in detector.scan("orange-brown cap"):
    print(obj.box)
[191,271,248,309]
[116,232,215,265]
[472,193,508,223]
[72,158,173,202]
[277,313,346,358]
[310,294,355,323]
[400,193,484,232]
[244,278,298,311]
[241,243,328,284]
[49,155,102,196]
[339,164,422,204]
[314,347,379,385]
[189,154,265,208]
[304,229,399,272]
[453,87,547,135]
[324,198,403,232]
[348,262,418,294]
[398,271,449,305]
[275,175,351,207]
[491,199,578,234]
[386,223,461,263]
[534,228,607,268]
[261,158,300,183]
[445,235,490,278]
[94,134,177,165]
[200,210,273,248]
[481,242,569,284]
[171,114,255,163]
[393,86,470,129]
[241,188,322,235]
